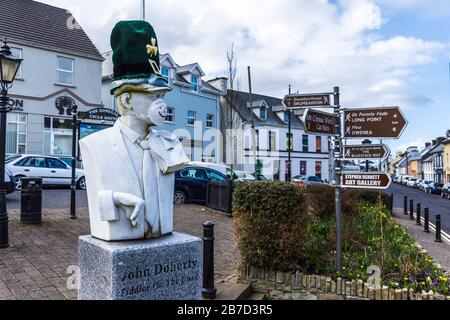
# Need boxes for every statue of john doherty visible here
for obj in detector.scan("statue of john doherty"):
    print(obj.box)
[79,21,189,242]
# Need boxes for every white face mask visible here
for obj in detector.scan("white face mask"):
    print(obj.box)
[147,98,168,126]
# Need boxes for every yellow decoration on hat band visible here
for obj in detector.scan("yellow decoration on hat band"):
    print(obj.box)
[146,38,158,56]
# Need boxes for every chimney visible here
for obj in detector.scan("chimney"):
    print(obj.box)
[432,140,437,145]
[436,136,446,144]
[207,77,228,95]
[425,142,431,148]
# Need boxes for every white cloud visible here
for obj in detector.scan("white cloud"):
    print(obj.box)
[37,0,445,109]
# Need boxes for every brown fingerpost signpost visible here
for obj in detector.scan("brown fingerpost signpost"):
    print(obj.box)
[341,173,392,190]
[343,107,408,139]
[283,93,332,109]
[342,144,390,160]
[302,109,337,135]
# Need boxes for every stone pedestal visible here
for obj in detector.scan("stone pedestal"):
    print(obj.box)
[78,232,202,300]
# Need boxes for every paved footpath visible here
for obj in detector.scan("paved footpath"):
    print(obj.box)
[0,205,239,300]
[393,208,450,273]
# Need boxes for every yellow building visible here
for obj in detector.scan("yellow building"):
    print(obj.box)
[443,139,450,183]
[408,159,420,178]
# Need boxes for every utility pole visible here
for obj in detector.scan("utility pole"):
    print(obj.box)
[333,87,342,272]
[142,0,146,20]
[287,84,292,182]
[248,67,257,175]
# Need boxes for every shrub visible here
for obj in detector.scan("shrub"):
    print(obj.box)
[233,181,308,271]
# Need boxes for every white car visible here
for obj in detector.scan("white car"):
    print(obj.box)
[6,154,86,190]
[234,170,256,181]
[406,178,418,187]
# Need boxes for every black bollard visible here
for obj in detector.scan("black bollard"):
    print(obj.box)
[416,203,421,226]
[435,215,443,243]
[410,199,414,220]
[202,221,217,299]
[404,196,408,215]
[424,208,430,233]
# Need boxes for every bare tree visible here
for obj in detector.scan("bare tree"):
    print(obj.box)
[221,44,243,176]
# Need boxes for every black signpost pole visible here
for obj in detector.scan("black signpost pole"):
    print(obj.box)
[333,87,342,272]
[287,85,292,182]
[70,105,78,220]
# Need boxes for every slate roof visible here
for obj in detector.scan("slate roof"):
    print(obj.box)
[0,0,103,61]
[226,90,305,129]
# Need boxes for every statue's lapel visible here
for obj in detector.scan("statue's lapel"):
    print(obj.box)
[111,122,140,188]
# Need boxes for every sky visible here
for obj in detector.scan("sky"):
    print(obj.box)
[38,0,450,156]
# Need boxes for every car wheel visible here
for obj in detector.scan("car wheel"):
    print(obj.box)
[174,191,186,205]
[14,176,24,190]
[77,177,87,190]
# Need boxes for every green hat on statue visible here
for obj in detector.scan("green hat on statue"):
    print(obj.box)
[110,20,171,96]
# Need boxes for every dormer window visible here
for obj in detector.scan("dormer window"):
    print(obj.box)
[191,75,199,92]
[284,111,290,122]
[161,67,170,81]
[259,104,267,120]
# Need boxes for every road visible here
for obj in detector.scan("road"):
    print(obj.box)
[6,187,88,209]
[386,183,450,234]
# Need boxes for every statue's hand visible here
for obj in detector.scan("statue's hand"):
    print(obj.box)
[112,192,145,227]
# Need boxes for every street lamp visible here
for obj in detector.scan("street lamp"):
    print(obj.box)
[0,40,23,248]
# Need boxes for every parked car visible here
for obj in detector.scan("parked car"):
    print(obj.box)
[400,176,414,185]
[234,171,255,181]
[188,162,237,180]
[418,180,433,191]
[174,166,230,205]
[6,155,86,190]
[413,179,423,189]
[441,183,450,199]
[424,182,444,195]
[406,178,418,187]
[4,168,15,194]
[291,175,324,187]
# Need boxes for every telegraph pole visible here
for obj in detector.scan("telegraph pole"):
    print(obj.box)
[333,87,342,272]
[248,66,257,175]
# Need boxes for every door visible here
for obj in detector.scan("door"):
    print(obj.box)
[179,168,208,202]
[46,157,71,185]
[13,157,51,184]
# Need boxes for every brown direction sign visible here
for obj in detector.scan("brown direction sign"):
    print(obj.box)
[341,172,391,190]
[283,93,332,109]
[302,109,337,135]
[342,144,390,160]
[344,106,407,139]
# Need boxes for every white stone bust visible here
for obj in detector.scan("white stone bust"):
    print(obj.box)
[79,85,189,241]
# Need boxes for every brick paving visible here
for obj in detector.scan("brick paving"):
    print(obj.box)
[0,205,239,300]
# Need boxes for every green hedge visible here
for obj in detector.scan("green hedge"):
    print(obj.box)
[233,181,308,271]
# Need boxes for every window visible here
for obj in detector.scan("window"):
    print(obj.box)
[206,114,214,128]
[10,47,22,78]
[315,161,322,179]
[302,135,309,152]
[260,105,267,120]
[300,161,307,176]
[161,67,170,81]
[46,158,68,169]
[6,113,27,155]
[269,131,276,151]
[22,157,46,168]
[187,111,196,126]
[57,56,74,85]
[180,168,206,180]
[191,75,199,92]
[256,130,260,151]
[286,133,293,151]
[44,117,73,156]
[165,107,175,123]
[207,170,227,182]
[316,136,322,153]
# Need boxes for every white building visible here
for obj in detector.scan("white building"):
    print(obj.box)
[0,0,103,158]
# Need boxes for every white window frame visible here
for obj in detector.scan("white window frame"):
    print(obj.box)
[206,114,214,128]
[161,67,170,82]
[191,75,199,92]
[187,110,196,126]
[6,113,27,155]
[165,107,175,123]
[10,47,23,79]
[259,103,267,120]
[44,117,73,156]
[56,56,74,86]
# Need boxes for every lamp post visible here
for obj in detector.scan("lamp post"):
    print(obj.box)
[362,139,372,172]
[0,40,23,248]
